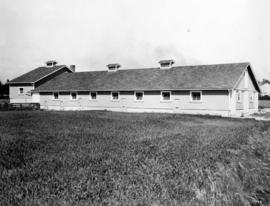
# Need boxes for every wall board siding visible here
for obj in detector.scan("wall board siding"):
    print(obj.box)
[10,85,34,103]
[40,90,229,113]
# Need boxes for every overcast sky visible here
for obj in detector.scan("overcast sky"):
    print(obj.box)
[0,0,269,82]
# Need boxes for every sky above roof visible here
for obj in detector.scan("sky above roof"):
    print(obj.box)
[0,0,269,82]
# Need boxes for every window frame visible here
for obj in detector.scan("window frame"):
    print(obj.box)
[134,91,144,101]
[190,91,202,102]
[161,91,171,101]
[90,92,97,101]
[70,92,78,100]
[53,92,59,100]
[18,88,24,94]
[111,91,120,101]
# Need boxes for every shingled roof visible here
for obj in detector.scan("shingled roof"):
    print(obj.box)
[34,62,255,92]
[9,65,67,83]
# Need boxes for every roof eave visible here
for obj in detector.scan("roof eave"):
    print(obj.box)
[7,82,34,84]
[232,63,261,93]
[33,88,231,93]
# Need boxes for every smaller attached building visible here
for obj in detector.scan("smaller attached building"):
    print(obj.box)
[8,61,73,103]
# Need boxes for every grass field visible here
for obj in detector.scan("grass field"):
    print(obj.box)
[0,111,270,206]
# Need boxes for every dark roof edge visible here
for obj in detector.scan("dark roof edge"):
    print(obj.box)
[33,88,231,93]
[8,82,34,84]
[232,63,261,93]
[247,64,261,93]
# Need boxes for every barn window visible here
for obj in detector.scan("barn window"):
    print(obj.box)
[161,91,171,101]
[71,92,77,100]
[135,91,144,101]
[191,91,202,101]
[19,88,24,94]
[90,92,97,100]
[111,92,119,100]
[53,92,59,100]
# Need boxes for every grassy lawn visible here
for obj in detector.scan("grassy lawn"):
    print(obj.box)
[0,111,270,206]
[0,99,9,110]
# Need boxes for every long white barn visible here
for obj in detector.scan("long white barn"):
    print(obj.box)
[9,60,261,117]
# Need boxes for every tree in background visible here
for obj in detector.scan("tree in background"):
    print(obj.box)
[259,78,270,100]
[0,80,9,99]
[0,81,3,98]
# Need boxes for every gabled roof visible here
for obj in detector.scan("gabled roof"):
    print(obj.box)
[34,62,254,92]
[9,65,68,84]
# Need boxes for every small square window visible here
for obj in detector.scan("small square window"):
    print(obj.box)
[19,88,24,94]
[135,92,143,101]
[191,91,201,101]
[111,92,119,100]
[53,93,59,100]
[71,92,77,100]
[161,91,171,101]
[90,92,97,100]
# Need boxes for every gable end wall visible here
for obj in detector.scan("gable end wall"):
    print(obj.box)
[232,69,259,114]
[9,84,34,103]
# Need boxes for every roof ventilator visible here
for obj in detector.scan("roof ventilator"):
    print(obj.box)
[46,60,58,67]
[159,59,175,69]
[107,63,121,72]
